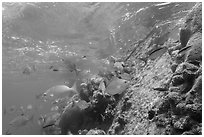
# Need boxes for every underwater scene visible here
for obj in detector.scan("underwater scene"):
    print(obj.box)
[2,2,202,135]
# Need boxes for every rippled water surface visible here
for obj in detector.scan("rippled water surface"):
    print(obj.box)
[2,2,195,134]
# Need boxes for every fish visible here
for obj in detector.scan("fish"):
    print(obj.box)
[26,104,33,110]
[120,73,131,81]
[178,45,192,56]
[3,106,6,116]
[99,81,106,93]
[113,62,124,71]
[104,77,130,95]
[148,47,168,60]
[6,105,17,115]
[75,100,89,110]
[22,65,32,75]
[9,114,34,128]
[22,64,36,75]
[43,81,78,100]
[4,129,12,135]
[61,58,81,76]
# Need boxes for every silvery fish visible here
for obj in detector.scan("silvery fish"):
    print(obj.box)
[104,77,129,95]
[9,114,34,128]
[4,105,17,115]
[75,100,89,110]
[43,81,78,100]
[99,81,106,93]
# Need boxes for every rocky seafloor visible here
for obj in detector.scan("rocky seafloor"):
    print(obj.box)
[38,3,202,135]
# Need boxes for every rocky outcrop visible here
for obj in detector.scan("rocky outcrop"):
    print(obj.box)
[148,3,202,135]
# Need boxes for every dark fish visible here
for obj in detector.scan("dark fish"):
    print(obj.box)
[3,106,7,116]
[153,87,168,91]
[22,64,36,75]
[43,124,55,129]
[6,105,17,115]
[5,129,12,135]
[22,65,32,75]
[178,45,192,56]
[148,47,168,60]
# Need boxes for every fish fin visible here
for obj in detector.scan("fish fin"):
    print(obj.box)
[71,81,78,94]
[75,68,81,77]
[29,115,35,125]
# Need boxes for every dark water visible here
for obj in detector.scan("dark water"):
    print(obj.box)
[2,2,195,134]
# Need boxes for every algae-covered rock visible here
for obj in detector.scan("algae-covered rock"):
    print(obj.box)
[59,102,85,134]
[167,92,182,107]
[173,116,190,130]
[185,3,202,34]
[171,75,185,86]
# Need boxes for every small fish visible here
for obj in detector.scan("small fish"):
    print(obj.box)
[114,62,124,71]
[152,87,168,91]
[99,81,106,94]
[26,104,33,110]
[138,57,148,65]
[148,47,168,60]
[43,81,78,100]
[22,64,36,75]
[9,114,34,128]
[5,129,12,135]
[104,77,129,95]
[51,106,59,112]
[178,45,192,56]
[3,106,6,116]
[22,65,32,75]
[120,73,131,81]
[75,100,89,110]
[7,105,17,114]
[61,58,81,76]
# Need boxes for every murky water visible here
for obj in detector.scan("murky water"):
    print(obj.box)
[2,2,195,134]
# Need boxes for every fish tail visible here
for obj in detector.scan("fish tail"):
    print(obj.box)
[71,81,78,94]
[74,68,81,78]
[29,115,35,124]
